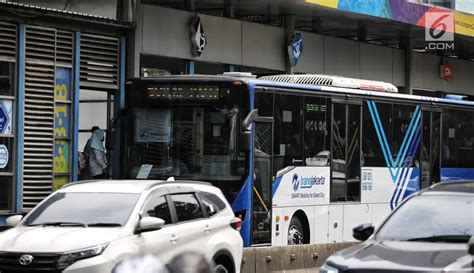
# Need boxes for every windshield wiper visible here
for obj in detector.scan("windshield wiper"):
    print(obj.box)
[28,222,87,227]
[406,235,471,243]
[87,223,122,227]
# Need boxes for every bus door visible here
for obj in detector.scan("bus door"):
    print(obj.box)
[330,100,362,202]
[420,108,441,188]
[252,92,274,245]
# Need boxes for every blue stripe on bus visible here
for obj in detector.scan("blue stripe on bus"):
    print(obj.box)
[367,100,422,209]
[231,175,252,247]
[392,107,420,166]
[272,175,283,197]
[441,168,474,182]
[367,102,393,176]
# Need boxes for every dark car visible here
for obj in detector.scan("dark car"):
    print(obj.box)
[321,181,474,273]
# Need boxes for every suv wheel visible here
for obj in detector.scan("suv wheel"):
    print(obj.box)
[214,264,229,273]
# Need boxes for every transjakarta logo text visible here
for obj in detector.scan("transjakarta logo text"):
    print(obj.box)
[292,174,325,192]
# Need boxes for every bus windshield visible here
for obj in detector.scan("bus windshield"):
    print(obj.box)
[124,81,249,203]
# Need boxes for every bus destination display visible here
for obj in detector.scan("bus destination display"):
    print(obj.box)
[146,85,220,100]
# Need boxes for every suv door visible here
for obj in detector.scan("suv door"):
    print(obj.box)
[138,193,177,262]
[168,193,207,254]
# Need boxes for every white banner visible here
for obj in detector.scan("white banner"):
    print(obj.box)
[135,109,172,143]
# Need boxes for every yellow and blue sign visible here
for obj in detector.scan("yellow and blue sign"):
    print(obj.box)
[288,33,304,66]
[305,0,474,38]
[54,67,72,190]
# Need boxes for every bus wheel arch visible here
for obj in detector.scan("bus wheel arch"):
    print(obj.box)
[287,210,310,245]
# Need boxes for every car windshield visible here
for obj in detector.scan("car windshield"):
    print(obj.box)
[376,195,474,242]
[23,192,140,227]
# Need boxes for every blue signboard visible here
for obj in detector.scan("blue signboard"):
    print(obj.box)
[0,101,10,134]
[288,33,304,66]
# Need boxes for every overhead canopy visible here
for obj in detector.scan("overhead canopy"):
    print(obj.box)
[151,0,474,60]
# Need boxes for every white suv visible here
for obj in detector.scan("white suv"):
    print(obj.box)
[0,180,243,273]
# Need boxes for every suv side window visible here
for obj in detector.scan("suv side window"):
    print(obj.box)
[143,195,172,225]
[171,193,203,222]
[198,192,226,217]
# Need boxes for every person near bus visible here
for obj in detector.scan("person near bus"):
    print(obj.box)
[86,128,109,179]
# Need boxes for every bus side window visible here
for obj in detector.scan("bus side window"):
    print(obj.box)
[274,94,303,171]
[304,96,331,166]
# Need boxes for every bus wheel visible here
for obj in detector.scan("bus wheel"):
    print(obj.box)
[288,217,304,245]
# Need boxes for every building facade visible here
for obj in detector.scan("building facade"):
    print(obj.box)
[0,0,473,223]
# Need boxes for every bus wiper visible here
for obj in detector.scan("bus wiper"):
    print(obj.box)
[28,222,87,227]
[406,235,471,243]
[87,223,122,227]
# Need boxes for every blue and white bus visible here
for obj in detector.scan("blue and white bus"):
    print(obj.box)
[121,73,474,247]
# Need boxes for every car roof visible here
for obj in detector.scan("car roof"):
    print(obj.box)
[59,180,213,194]
[422,181,474,195]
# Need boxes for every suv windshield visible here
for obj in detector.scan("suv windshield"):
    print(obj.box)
[376,195,474,242]
[23,192,140,227]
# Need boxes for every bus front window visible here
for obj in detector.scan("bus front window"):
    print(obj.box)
[125,83,249,204]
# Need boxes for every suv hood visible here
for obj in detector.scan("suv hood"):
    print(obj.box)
[0,226,123,253]
[328,240,470,272]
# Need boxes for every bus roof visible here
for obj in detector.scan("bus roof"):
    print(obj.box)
[127,74,474,108]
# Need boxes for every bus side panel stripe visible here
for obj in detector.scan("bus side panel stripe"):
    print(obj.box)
[392,107,420,166]
[369,101,395,166]
[367,102,395,179]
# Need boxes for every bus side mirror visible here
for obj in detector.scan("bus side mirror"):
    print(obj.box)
[240,131,252,152]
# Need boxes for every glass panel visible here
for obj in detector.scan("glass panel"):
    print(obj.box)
[377,195,474,241]
[198,192,226,216]
[347,105,361,201]
[171,194,203,222]
[0,177,11,210]
[420,112,431,189]
[458,110,474,168]
[253,122,272,244]
[441,110,458,167]
[274,94,303,171]
[24,193,140,226]
[431,112,441,183]
[125,83,249,204]
[331,103,346,202]
[0,62,13,96]
[304,97,331,166]
[362,102,392,167]
[143,195,172,224]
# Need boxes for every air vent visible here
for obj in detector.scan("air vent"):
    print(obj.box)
[23,26,56,211]
[0,22,17,62]
[260,74,398,92]
[56,29,73,66]
[80,33,119,90]
[25,26,56,65]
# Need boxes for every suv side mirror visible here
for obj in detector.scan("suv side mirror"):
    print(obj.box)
[468,237,474,255]
[136,217,165,233]
[6,215,23,227]
[353,223,374,241]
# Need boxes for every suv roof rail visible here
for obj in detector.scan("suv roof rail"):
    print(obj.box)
[145,180,212,190]
[61,180,101,189]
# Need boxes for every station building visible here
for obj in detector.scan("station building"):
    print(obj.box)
[0,0,473,223]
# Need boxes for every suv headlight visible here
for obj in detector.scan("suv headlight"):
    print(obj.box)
[57,244,107,268]
[320,262,340,273]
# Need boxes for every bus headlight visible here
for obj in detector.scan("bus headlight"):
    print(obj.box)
[320,262,340,273]
[57,244,107,268]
